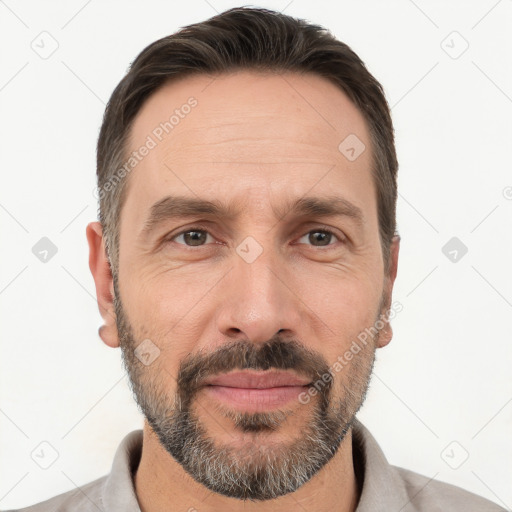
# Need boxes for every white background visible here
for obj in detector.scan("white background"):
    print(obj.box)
[1,0,511,510]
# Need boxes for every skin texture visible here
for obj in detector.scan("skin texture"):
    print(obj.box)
[87,70,400,512]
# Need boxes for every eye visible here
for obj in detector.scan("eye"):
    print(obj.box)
[167,226,343,249]
[171,228,215,247]
[296,228,342,248]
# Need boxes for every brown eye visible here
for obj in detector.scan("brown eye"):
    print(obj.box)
[297,229,340,247]
[172,229,212,246]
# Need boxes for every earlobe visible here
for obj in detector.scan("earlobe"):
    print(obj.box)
[376,322,393,348]
[98,324,119,348]
[86,221,120,348]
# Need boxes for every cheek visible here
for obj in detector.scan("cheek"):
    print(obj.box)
[297,264,382,329]
[296,271,381,372]
[120,261,201,327]
[120,274,214,374]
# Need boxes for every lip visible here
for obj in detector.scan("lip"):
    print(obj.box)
[203,370,312,389]
[202,370,312,412]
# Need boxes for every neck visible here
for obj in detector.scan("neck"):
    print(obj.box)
[134,421,360,512]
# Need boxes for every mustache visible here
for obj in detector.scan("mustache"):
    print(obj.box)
[176,336,332,397]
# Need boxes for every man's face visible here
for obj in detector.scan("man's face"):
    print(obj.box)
[113,71,395,500]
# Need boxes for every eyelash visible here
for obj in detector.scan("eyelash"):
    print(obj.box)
[166,225,344,249]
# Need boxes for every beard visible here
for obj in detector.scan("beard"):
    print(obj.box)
[113,275,379,501]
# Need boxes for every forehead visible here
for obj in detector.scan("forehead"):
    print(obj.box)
[122,70,374,231]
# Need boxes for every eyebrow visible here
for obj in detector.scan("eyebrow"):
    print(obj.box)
[139,194,364,239]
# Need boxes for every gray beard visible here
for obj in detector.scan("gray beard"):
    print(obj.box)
[144,384,359,500]
[114,279,376,501]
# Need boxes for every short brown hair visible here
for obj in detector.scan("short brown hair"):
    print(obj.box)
[96,6,398,275]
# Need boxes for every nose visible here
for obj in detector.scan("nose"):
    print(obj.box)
[215,248,303,345]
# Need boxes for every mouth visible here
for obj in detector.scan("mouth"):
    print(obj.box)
[202,370,312,412]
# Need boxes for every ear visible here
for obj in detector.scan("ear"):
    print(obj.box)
[86,221,119,348]
[376,234,400,348]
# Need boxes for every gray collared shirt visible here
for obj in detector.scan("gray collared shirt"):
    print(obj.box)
[6,419,506,511]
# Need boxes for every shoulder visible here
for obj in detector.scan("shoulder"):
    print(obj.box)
[3,475,108,512]
[351,419,506,512]
[4,429,143,512]
[394,466,507,512]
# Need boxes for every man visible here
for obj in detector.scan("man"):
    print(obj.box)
[10,6,505,512]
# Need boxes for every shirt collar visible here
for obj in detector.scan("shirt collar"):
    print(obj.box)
[102,428,142,512]
[101,418,411,512]
[351,418,413,511]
